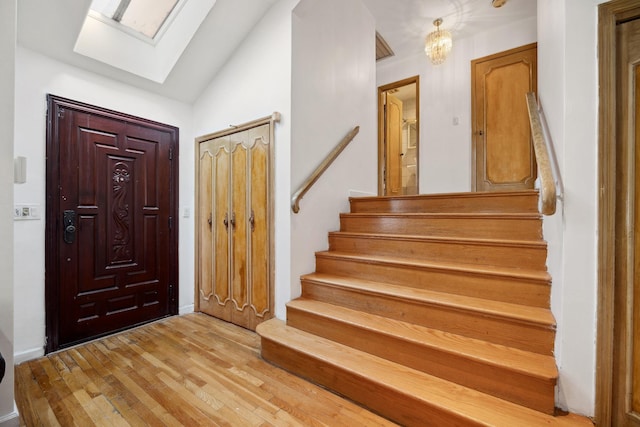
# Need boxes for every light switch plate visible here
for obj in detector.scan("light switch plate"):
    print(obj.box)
[14,204,41,220]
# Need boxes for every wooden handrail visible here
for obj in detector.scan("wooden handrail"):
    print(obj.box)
[291,126,360,213]
[526,92,557,215]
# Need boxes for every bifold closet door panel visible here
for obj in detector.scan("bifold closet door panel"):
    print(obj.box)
[198,137,231,319]
[231,138,249,314]
[198,146,213,306]
[214,140,231,309]
[249,125,270,319]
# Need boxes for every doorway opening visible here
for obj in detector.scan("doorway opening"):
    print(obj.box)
[377,76,419,196]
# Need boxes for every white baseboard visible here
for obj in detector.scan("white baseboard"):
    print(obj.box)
[14,347,44,365]
[0,403,19,427]
[179,304,194,315]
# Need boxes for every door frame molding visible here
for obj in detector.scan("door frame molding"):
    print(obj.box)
[193,113,279,323]
[597,1,640,425]
[377,76,420,195]
[45,95,180,353]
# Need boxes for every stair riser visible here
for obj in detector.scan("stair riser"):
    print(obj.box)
[315,256,550,308]
[261,337,485,427]
[301,280,555,354]
[328,234,547,270]
[340,215,542,240]
[286,306,556,414]
[349,192,539,214]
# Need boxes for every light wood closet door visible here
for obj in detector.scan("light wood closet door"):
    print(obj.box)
[197,124,272,331]
[472,43,537,192]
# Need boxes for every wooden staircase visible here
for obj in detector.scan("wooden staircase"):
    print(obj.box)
[256,191,593,426]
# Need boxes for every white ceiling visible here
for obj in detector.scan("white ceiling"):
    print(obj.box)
[17,0,279,103]
[363,0,537,60]
[16,0,536,104]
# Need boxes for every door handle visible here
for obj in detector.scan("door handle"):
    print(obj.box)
[63,210,76,244]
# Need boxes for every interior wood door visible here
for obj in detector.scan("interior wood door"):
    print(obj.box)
[45,95,179,352]
[196,120,273,331]
[472,43,537,192]
[613,13,640,426]
[385,93,404,195]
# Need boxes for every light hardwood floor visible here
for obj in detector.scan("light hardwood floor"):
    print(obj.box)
[15,313,398,426]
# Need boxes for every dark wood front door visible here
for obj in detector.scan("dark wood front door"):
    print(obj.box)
[45,95,179,352]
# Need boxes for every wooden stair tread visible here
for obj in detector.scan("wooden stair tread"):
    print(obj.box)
[301,272,556,328]
[350,189,538,202]
[329,231,548,249]
[348,190,541,216]
[316,250,551,283]
[258,319,592,427]
[341,212,542,219]
[287,298,558,380]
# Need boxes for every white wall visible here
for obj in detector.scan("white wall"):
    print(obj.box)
[13,47,195,362]
[0,1,17,425]
[192,0,298,319]
[537,0,605,416]
[376,16,537,194]
[290,0,377,307]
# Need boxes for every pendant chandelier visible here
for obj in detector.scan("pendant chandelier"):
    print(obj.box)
[424,18,452,65]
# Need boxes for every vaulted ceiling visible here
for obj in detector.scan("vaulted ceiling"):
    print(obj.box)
[16,0,536,104]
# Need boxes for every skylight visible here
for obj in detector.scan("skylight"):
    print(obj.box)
[75,0,217,83]
[90,0,179,40]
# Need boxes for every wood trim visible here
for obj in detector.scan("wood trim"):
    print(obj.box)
[597,2,640,426]
[377,76,420,195]
[193,113,280,323]
[472,42,538,66]
[45,95,61,353]
[44,94,180,353]
[596,4,616,424]
[195,113,280,143]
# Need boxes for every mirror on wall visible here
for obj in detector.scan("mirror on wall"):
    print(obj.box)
[377,77,419,196]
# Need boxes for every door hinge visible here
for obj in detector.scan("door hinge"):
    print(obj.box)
[168,216,173,230]
[169,148,173,161]
[57,107,65,119]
